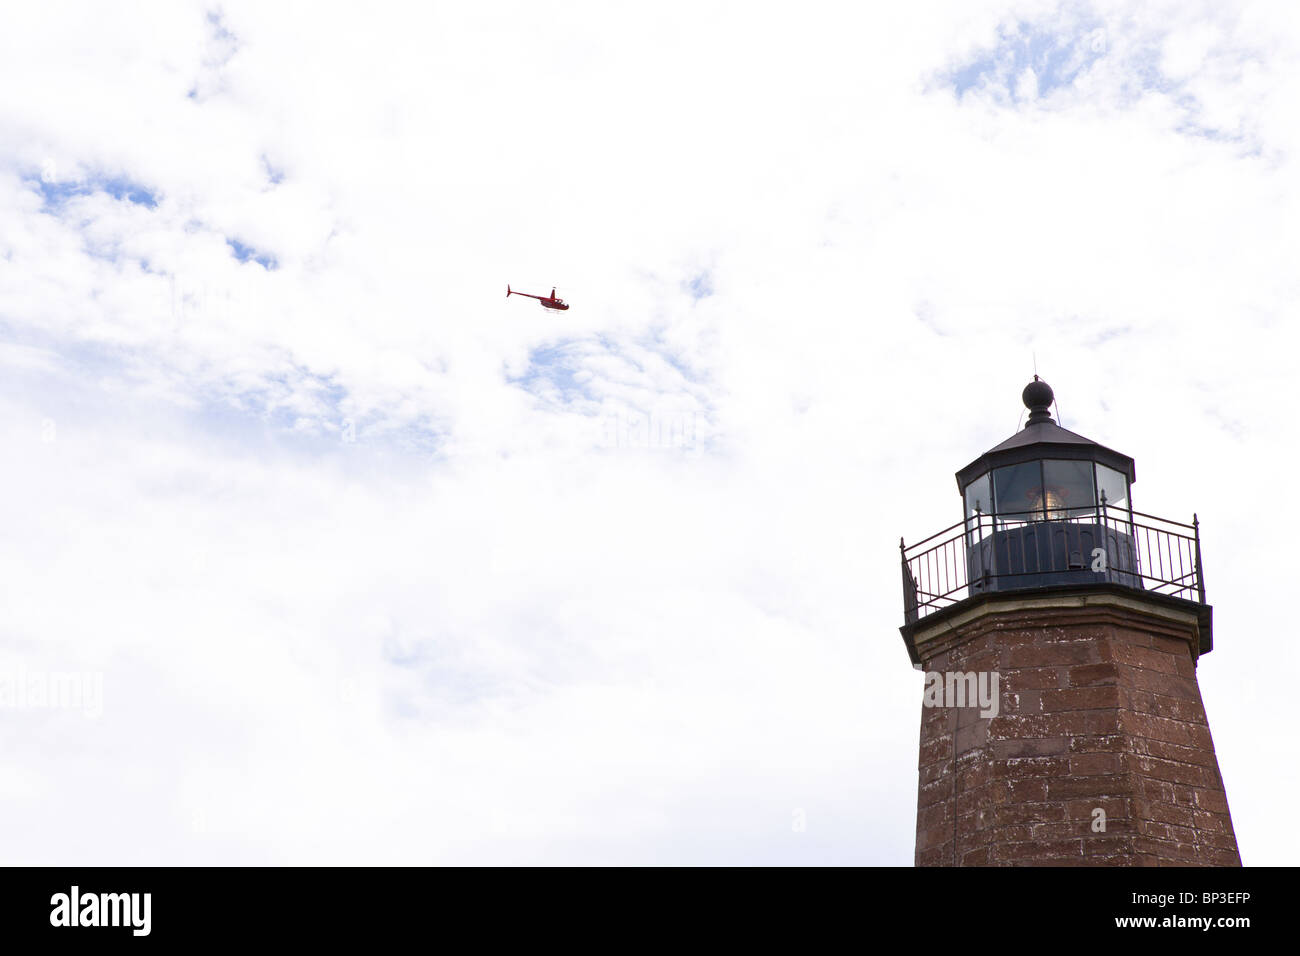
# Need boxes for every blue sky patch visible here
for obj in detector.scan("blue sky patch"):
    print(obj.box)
[31,174,159,210]
[261,155,286,185]
[509,341,600,406]
[942,19,1260,150]
[947,19,1107,102]
[227,237,278,269]
[0,318,444,461]
[206,9,235,43]
[685,271,714,300]
[188,365,442,459]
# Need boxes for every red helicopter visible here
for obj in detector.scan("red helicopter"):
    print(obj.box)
[507,285,569,311]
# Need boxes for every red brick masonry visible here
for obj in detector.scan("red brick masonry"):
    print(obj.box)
[912,597,1240,866]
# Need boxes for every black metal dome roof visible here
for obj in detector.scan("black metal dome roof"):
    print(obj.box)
[954,378,1136,492]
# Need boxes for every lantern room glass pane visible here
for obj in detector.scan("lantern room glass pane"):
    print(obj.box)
[1042,459,1097,519]
[1096,464,1129,512]
[964,472,991,540]
[993,462,1043,525]
[964,473,991,519]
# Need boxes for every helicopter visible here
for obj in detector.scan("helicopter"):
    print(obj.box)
[507,285,569,311]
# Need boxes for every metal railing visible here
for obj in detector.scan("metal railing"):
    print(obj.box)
[900,507,1205,626]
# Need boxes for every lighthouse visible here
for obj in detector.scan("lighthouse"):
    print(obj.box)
[898,379,1240,866]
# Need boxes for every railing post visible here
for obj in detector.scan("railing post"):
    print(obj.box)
[1193,513,1206,604]
[987,507,998,585]
[900,536,916,624]
[1098,490,1110,585]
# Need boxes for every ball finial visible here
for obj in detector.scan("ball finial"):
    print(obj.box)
[1022,375,1055,425]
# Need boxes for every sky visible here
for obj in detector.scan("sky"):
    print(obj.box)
[0,0,1296,865]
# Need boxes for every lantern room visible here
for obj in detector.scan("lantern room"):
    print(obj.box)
[899,378,1211,666]
[955,377,1140,592]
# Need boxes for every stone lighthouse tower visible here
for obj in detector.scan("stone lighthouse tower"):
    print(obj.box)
[898,379,1240,866]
